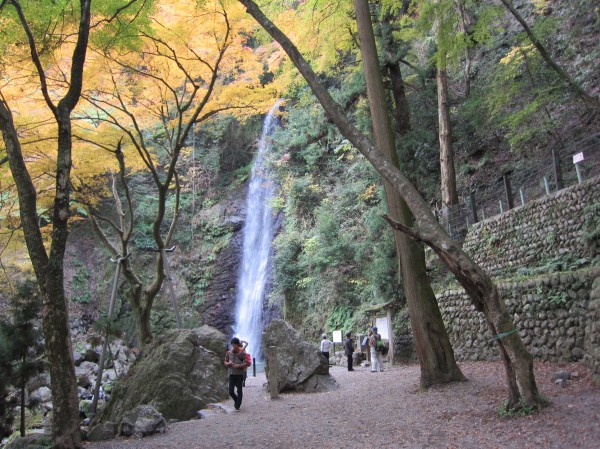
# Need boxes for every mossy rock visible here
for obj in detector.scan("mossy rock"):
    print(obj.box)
[98,326,229,424]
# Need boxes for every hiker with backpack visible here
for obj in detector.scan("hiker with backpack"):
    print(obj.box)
[368,326,384,372]
[224,337,250,411]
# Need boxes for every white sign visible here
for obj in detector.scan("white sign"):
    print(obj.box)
[332,330,343,343]
[375,317,389,340]
[573,152,584,164]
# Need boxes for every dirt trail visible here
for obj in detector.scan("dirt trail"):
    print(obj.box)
[85,361,600,449]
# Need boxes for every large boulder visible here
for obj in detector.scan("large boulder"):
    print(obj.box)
[98,326,229,424]
[262,319,337,393]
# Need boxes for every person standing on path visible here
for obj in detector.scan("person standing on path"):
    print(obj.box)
[368,326,384,372]
[224,337,249,411]
[344,331,355,371]
[320,333,333,363]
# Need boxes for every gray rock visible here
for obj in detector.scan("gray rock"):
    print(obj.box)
[5,434,53,449]
[74,351,85,367]
[28,387,52,406]
[77,373,92,389]
[262,319,337,393]
[88,422,117,442]
[83,349,100,364]
[552,370,571,381]
[98,326,229,424]
[118,405,166,438]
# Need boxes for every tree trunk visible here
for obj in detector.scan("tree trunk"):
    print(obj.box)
[0,2,91,446]
[354,0,465,387]
[437,66,459,208]
[387,62,412,138]
[239,0,541,409]
[20,377,25,437]
[455,0,472,96]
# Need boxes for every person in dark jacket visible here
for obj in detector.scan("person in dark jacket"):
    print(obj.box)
[344,331,355,371]
[224,337,249,411]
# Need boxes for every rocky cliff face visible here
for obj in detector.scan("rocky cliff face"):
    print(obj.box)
[199,215,244,334]
[198,184,284,338]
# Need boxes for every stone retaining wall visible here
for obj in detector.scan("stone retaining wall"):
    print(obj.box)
[436,176,600,379]
[438,267,599,363]
[584,277,600,382]
[462,175,599,278]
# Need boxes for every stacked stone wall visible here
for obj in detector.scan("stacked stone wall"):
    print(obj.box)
[438,267,598,362]
[462,175,600,278]
[584,277,600,382]
[437,176,600,379]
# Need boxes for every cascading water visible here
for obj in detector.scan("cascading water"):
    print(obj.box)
[233,100,281,361]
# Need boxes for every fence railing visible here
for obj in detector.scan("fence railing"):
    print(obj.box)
[438,134,600,241]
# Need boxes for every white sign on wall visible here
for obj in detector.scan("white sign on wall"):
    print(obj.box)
[332,330,343,343]
[375,317,389,340]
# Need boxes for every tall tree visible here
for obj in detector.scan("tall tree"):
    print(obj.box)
[0,1,151,446]
[0,1,91,445]
[77,0,274,346]
[434,0,459,212]
[239,0,542,410]
[354,0,464,387]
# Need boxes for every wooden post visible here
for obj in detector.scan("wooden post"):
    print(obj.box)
[268,346,279,399]
[503,174,514,210]
[387,307,394,366]
[552,149,564,190]
[469,191,478,223]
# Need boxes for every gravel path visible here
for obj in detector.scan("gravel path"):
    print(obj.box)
[85,361,600,449]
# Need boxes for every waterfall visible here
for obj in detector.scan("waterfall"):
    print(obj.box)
[233,100,281,360]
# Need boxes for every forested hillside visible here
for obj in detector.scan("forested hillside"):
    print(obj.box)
[0,0,599,444]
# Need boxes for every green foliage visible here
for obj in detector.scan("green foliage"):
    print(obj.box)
[497,398,538,418]
[71,260,92,304]
[515,254,594,278]
[326,305,354,332]
[0,281,44,439]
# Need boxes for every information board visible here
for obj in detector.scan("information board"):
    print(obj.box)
[332,330,343,343]
[375,317,389,340]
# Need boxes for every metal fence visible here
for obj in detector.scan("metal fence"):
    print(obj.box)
[439,134,600,241]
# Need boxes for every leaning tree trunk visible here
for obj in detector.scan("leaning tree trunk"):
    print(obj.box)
[239,0,542,409]
[354,0,465,387]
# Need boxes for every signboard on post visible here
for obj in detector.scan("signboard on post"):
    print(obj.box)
[375,317,389,340]
[332,330,343,343]
[573,152,584,164]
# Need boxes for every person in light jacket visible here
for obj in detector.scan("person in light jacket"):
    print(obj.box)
[320,333,333,362]
[368,326,384,372]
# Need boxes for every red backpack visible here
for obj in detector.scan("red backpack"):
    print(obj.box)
[245,352,252,366]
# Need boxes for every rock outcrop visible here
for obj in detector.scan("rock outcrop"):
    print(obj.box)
[262,319,337,393]
[98,326,229,424]
[118,405,166,438]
